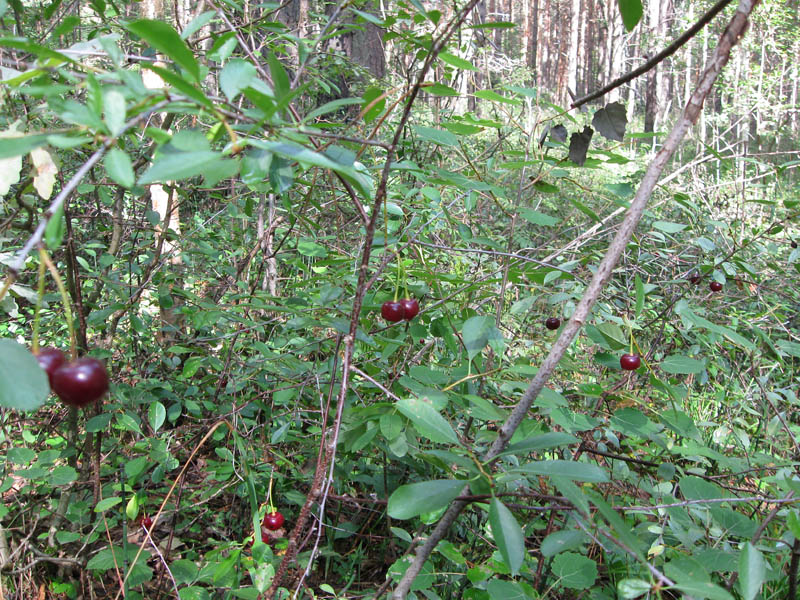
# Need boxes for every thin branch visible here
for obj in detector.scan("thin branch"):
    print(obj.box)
[572,0,734,108]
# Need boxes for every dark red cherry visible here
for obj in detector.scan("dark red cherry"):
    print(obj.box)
[35,347,66,388]
[545,317,561,330]
[381,301,404,322]
[142,516,153,530]
[709,281,723,292]
[620,354,641,371]
[400,298,420,320]
[687,271,701,284]
[51,357,109,408]
[263,511,285,531]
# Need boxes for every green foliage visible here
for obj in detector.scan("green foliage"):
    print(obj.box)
[0,0,799,598]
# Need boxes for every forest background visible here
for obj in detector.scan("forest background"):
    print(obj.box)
[0,0,799,598]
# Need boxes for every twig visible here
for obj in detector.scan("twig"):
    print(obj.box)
[572,0,734,108]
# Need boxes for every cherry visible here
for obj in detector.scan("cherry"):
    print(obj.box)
[263,511,285,531]
[381,301,405,322]
[35,347,66,388]
[400,298,420,320]
[545,317,561,330]
[142,516,153,530]
[791,240,797,249]
[620,354,641,370]
[262,531,271,544]
[709,281,723,292]
[51,357,109,408]
[687,271,701,284]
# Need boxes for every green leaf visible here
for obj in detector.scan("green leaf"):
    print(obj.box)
[396,397,459,445]
[49,465,78,486]
[138,151,225,184]
[220,58,256,102]
[474,89,520,105]
[149,401,166,432]
[738,542,764,600]
[540,529,586,557]
[618,579,651,599]
[143,64,213,109]
[660,354,705,374]
[489,497,524,575]
[500,432,578,456]
[551,552,597,589]
[438,52,477,71]
[105,147,135,188]
[181,10,215,40]
[0,340,49,411]
[413,125,458,147]
[0,133,50,159]
[103,89,126,136]
[387,479,465,519]
[671,581,734,600]
[125,20,200,83]
[267,53,290,101]
[462,316,505,361]
[94,496,123,512]
[617,0,643,31]
[518,208,559,226]
[515,460,608,482]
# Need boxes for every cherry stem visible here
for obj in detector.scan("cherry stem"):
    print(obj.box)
[31,257,46,354]
[393,257,401,302]
[267,470,275,514]
[39,246,77,359]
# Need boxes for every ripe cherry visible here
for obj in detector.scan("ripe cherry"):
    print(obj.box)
[400,298,420,320]
[620,354,641,371]
[791,240,797,249]
[51,357,109,408]
[687,271,701,284]
[35,347,66,388]
[263,511,285,531]
[545,317,561,330]
[142,516,153,530]
[709,281,723,292]
[381,301,405,322]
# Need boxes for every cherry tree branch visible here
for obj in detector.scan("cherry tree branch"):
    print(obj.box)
[391,0,760,596]
[572,0,733,108]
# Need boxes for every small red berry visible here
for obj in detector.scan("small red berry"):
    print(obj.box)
[709,281,723,292]
[545,317,561,330]
[263,511,285,531]
[381,301,404,322]
[687,271,701,284]
[400,298,420,320]
[620,354,641,371]
[142,516,153,530]
[35,347,66,388]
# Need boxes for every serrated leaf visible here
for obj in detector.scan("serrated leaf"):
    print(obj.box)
[568,126,593,166]
[592,102,627,141]
[489,497,524,575]
[220,59,256,102]
[387,479,465,519]
[139,151,225,184]
[462,316,505,361]
[551,552,597,588]
[413,125,458,147]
